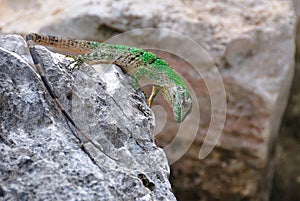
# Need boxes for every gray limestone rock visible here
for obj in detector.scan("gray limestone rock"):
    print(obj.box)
[0,35,176,201]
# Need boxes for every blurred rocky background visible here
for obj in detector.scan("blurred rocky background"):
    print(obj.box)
[270,1,300,201]
[0,0,299,200]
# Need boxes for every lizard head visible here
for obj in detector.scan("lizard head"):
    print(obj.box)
[163,85,192,123]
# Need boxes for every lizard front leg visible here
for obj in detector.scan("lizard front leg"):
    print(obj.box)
[148,85,160,107]
[131,66,160,107]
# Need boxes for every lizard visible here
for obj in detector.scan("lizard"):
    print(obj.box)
[25,33,192,124]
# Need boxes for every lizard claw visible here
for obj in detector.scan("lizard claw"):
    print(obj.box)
[147,98,152,107]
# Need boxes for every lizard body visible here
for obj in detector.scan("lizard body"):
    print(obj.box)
[26,33,192,123]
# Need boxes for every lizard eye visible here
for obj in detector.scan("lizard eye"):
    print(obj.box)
[177,86,185,92]
[171,86,178,99]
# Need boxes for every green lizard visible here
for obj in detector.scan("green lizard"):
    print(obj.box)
[25,33,192,123]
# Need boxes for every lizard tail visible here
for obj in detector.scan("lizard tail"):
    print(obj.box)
[25,33,97,54]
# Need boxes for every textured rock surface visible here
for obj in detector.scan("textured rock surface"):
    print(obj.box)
[0,1,297,201]
[0,35,176,201]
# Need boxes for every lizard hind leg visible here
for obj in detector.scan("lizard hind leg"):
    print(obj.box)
[65,55,85,71]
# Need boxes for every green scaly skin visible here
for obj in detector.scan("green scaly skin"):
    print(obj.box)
[26,33,192,123]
